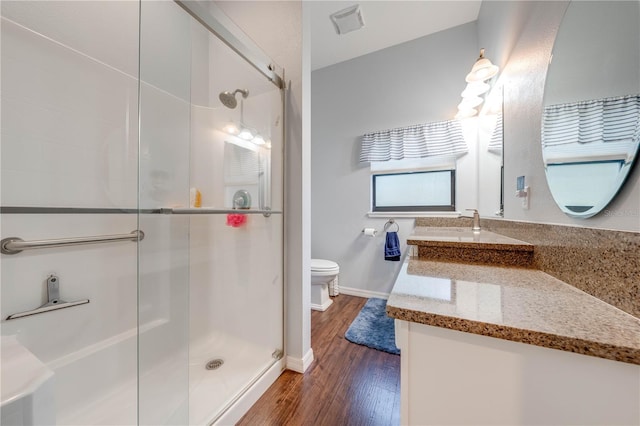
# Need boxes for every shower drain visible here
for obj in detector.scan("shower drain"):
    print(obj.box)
[205,358,224,370]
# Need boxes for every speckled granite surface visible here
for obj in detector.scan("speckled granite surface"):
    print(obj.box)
[415,246,534,267]
[414,217,640,318]
[408,227,533,250]
[387,259,640,365]
[408,227,534,267]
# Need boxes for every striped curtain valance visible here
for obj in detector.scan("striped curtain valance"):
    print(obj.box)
[360,119,468,163]
[488,113,503,154]
[543,94,640,147]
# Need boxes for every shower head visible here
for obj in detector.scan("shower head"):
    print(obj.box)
[219,89,249,109]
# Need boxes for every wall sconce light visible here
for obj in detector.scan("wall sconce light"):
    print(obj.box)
[465,48,499,82]
[252,134,266,145]
[221,97,269,146]
[458,96,483,110]
[461,81,490,97]
[238,126,255,140]
[455,108,478,119]
[223,121,240,135]
[456,48,499,119]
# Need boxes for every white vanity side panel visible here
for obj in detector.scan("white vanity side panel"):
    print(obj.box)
[397,321,640,426]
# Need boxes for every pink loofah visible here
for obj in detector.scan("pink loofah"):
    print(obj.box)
[226,213,248,227]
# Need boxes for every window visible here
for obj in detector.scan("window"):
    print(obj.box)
[372,170,455,212]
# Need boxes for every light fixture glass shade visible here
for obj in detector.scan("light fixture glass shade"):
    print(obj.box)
[458,96,483,109]
[238,127,255,140]
[252,134,266,145]
[223,121,239,135]
[465,49,499,83]
[455,108,478,119]
[461,81,490,97]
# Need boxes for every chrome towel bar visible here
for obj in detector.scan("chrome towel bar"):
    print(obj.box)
[1,230,144,255]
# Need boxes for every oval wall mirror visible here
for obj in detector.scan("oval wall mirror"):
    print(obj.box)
[541,1,640,218]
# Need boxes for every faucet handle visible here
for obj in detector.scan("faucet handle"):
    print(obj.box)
[465,209,481,231]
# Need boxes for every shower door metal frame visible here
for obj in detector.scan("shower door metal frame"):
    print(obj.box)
[174,0,284,89]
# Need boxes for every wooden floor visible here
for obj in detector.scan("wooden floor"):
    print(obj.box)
[237,295,401,426]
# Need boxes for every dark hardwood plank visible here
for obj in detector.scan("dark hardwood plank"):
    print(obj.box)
[237,295,401,426]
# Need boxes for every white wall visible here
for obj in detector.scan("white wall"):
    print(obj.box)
[478,0,640,232]
[311,22,480,296]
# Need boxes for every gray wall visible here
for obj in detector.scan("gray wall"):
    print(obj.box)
[311,1,640,298]
[311,22,479,295]
[478,0,640,231]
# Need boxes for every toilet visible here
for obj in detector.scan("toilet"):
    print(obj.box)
[310,259,339,311]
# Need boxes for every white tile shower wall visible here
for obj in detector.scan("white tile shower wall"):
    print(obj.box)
[1,16,139,208]
[188,215,284,349]
[1,1,139,78]
[139,82,191,209]
[0,214,140,421]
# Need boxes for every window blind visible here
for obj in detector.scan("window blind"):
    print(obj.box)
[360,119,468,163]
[224,142,261,184]
[542,94,640,164]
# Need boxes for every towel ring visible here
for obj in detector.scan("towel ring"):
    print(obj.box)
[384,219,399,232]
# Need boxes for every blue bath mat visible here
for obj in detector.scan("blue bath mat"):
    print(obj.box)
[345,298,400,355]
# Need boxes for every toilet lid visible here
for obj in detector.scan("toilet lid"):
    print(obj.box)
[311,259,338,271]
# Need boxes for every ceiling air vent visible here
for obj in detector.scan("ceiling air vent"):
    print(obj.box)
[330,4,365,35]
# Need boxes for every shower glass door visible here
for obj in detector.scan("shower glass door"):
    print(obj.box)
[138,2,285,424]
[1,1,141,424]
[137,2,192,424]
[1,1,283,424]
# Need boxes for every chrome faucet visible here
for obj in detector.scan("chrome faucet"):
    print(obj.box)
[466,209,481,232]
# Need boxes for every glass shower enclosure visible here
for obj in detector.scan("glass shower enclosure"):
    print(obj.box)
[1,1,284,424]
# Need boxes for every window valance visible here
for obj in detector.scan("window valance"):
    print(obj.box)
[542,94,640,164]
[359,119,468,163]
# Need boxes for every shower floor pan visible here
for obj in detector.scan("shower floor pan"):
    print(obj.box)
[31,318,278,425]
[189,330,280,425]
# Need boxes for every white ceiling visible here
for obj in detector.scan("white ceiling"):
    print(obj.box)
[310,1,482,71]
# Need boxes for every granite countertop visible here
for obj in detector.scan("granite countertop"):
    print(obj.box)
[407,227,534,251]
[387,258,640,365]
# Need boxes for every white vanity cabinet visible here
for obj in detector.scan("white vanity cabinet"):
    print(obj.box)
[395,320,640,426]
[387,258,640,426]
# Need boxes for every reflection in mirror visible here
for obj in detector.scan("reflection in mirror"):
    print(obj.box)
[223,141,270,210]
[542,0,640,218]
[478,85,504,217]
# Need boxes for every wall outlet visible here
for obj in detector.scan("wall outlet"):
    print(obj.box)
[515,176,529,209]
[521,186,530,209]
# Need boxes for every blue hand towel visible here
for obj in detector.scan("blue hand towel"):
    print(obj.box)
[384,231,401,261]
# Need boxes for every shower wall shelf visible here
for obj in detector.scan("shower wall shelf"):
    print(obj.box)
[162,208,281,216]
[1,230,144,255]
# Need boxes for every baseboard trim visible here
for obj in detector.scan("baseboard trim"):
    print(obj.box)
[213,358,285,425]
[338,286,390,300]
[310,298,333,311]
[286,348,314,373]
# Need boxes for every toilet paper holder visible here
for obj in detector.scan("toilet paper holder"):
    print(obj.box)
[362,219,399,236]
[362,228,377,237]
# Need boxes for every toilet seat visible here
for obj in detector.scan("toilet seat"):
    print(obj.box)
[311,259,339,273]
